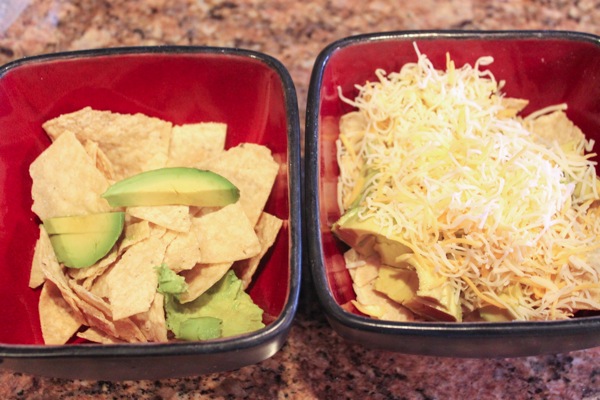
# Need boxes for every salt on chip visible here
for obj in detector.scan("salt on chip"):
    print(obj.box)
[167,122,227,167]
[42,107,172,180]
[203,143,279,227]
[39,280,83,345]
[192,202,261,264]
[178,262,233,303]
[105,236,166,320]
[233,212,282,289]
[29,131,111,220]
[127,205,192,233]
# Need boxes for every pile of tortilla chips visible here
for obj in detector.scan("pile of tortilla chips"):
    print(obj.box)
[28,107,283,345]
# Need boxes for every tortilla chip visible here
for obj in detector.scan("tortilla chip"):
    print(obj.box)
[203,143,279,227]
[527,110,586,153]
[83,139,117,182]
[163,229,202,272]
[89,266,111,299]
[498,97,529,118]
[32,108,278,343]
[347,251,414,322]
[105,236,166,320]
[233,212,282,289]
[77,327,127,344]
[167,122,227,167]
[68,276,148,343]
[68,248,118,288]
[29,131,111,220]
[131,292,168,342]
[29,226,49,289]
[68,278,112,316]
[345,249,379,287]
[37,252,143,342]
[39,280,83,344]
[42,107,172,180]
[192,202,261,264]
[178,262,233,303]
[127,205,192,233]
[118,220,151,253]
[37,226,84,315]
[351,286,414,322]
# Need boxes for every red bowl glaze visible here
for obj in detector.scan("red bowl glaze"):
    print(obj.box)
[306,30,600,357]
[0,47,302,379]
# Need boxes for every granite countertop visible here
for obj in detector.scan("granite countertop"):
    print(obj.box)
[1,1,600,399]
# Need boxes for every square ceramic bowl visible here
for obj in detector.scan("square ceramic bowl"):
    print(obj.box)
[305,30,600,358]
[0,46,302,380]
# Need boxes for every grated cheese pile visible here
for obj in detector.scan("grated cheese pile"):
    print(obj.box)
[335,44,600,321]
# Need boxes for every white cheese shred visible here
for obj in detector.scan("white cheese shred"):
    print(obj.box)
[336,44,600,321]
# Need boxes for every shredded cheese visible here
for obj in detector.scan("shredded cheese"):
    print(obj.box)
[336,44,600,321]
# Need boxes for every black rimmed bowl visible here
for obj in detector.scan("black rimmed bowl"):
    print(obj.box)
[0,46,302,380]
[305,30,600,358]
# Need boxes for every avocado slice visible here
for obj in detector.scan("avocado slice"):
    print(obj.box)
[45,212,125,268]
[334,208,463,321]
[101,167,240,208]
[374,261,462,322]
[332,207,412,268]
[374,264,419,304]
[44,211,125,234]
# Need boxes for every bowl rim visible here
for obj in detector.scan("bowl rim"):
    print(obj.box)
[1,44,289,74]
[0,45,303,358]
[305,29,600,338]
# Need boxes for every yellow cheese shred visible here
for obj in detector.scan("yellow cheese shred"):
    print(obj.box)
[336,43,600,321]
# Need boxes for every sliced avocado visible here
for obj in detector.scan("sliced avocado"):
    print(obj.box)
[374,264,418,304]
[375,259,462,322]
[101,167,240,207]
[333,207,462,321]
[406,255,463,322]
[332,207,411,268]
[478,283,522,321]
[478,305,512,322]
[164,270,264,341]
[178,317,222,341]
[343,166,378,210]
[44,211,125,234]
[46,212,125,268]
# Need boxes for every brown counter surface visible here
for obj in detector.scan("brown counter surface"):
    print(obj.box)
[1,1,600,399]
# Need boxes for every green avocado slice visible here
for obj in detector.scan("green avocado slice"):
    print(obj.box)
[332,207,412,268]
[43,211,125,234]
[45,212,125,269]
[101,167,240,207]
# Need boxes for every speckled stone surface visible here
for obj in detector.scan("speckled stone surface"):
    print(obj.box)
[1,1,600,399]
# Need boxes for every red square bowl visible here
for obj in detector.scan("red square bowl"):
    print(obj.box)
[0,46,302,379]
[306,30,600,357]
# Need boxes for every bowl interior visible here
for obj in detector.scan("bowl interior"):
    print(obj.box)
[0,49,292,345]
[317,34,600,314]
